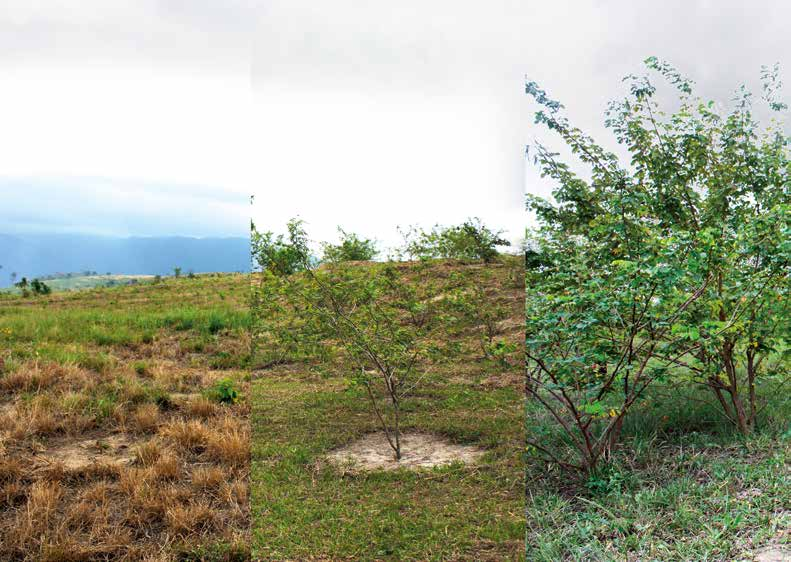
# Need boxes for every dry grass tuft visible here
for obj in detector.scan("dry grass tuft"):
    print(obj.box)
[221,477,249,511]
[22,481,63,538]
[206,416,250,467]
[150,453,182,482]
[185,396,219,419]
[161,419,210,453]
[165,501,216,536]
[133,440,163,467]
[0,362,98,396]
[0,456,24,483]
[132,403,160,433]
[190,466,228,491]
[0,362,58,393]
[11,397,63,438]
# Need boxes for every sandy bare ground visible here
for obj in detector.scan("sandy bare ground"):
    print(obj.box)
[754,546,791,562]
[326,432,486,471]
[34,434,135,470]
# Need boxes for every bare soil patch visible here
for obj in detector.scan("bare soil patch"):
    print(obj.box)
[326,432,486,471]
[35,434,135,470]
[170,392,202,402]
[755,546,791,562]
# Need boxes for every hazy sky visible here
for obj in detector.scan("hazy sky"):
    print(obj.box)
[250,0,790,250]
[0,1,256,237]
[521,0,790,215]
[250,0,530,252]
[1,1,788,240]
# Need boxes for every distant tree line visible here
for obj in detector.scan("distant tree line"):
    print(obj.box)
[251,217,512,275]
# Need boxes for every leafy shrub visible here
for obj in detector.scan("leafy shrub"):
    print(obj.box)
[321,228,378,263]
[254,220,454,460]
[524,58,790,473]
[399,218,510,263]
[30,279,51,295]
[205,378,239,404]
[251,219,309,276]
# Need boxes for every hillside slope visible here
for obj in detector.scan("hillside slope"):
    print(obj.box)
[251,257,526,560]
[0,273,251,560]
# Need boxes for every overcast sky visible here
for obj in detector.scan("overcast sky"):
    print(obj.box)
[0,1,256,237]
[1,1,788,241]
[521,0,790,216]
[250,0,530,252]
[251,0,790,250]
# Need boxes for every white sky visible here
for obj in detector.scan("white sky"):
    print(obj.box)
[0,1,256,237]
[250,1,530,252]
[0,1,787,240]
[521,0,790,220]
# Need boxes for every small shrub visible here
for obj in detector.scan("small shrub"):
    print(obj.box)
[204,378,239,405]
[133,361,149,376]
[207,315,226,335]
[251,219,309,276]
[321,227,378,263]
[399,218,510,263]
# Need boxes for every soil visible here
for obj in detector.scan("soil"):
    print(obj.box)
[34,434,135,470]
[325,432,486,471]
[755,547,791,562]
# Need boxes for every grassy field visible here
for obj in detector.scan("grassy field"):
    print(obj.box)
[0,273,251,560]
[526,385,790,561]
[0,274,157,294]
[251,258,526,561]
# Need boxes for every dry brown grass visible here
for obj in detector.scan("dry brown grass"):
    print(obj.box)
[190,466,228,491]
[207,416,250,468]
[185,396,219,418]
[0,275,250,560]
[150,453,182,482]
[0,362,100,396]
[133,439,163,466]
[132,403,161,433]
[165,501,216,536]
[161,419,211,453]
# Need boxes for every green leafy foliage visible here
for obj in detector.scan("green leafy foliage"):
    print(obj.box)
[321,228,378,263]
[525,58,789,472]
[205,377,240,404]
[251,218,310,276]
[252,220,460,460]
[398,218,510,263]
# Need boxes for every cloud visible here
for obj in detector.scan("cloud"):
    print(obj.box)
[521,0,791,206]
[2,1,787,240]
[0,1,256,237]
[251,0,530,249]
[1,177,248,237]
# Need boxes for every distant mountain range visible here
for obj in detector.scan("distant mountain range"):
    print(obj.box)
[0,233,249,287]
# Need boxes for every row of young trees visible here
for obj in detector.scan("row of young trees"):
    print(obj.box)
[8,277,51,296]
[251,219,517,460]
[250,217,512,276]
[525,58,789,472]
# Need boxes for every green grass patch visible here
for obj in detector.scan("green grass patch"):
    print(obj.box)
[251,377,525,560]
[525,385,791,561]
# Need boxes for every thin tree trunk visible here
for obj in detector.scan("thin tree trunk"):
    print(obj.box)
[747,348,757,427]
[387,371,402,460]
